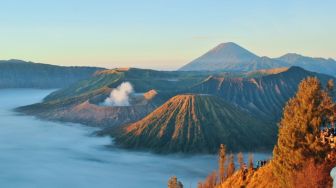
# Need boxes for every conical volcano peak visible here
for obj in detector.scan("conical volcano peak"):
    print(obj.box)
[113,94,276,153]
[212,42,240,50]
[208,42,257,57]
[179,42,284,72]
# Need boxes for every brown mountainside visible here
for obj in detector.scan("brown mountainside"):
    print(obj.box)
[113,94,276,153]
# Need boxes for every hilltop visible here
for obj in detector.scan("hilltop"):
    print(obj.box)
[112,94,276,153]
[0,59,103,88]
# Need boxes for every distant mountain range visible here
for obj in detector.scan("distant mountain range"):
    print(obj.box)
[113,94,276,153]
[17,66,336,153]
[179,42,336,76]
[0,59,103,88]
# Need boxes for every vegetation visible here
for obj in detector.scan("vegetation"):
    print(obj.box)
[197,77,336,188]
[272,77,334,187]
[226,154,235,178]
[218,144,226,183]
[237,152,244,170]
[168,176,183,188]
[199,149,253,188]
[198,172,218,188]
[248,153,254,170]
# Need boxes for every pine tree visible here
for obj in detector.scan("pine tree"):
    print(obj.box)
[248,153,254,170]
[327,79,334,93]
[226,153,235,178]
[272,77,334,187]
[218,144,226,182]
[198,171,217,188]
[326,80,336,127]
[168,176,183,188]
[237,152,244,170]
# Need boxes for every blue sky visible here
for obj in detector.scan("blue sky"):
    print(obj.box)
[0,0,335,69]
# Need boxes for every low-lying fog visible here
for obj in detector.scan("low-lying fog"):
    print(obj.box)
[0,89,271,188]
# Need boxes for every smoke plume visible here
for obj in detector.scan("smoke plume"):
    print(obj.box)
[103,82,134,106]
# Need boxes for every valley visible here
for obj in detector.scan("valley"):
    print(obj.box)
[2,1,335,187]
[0,89,270,188]
[2,43,336,187]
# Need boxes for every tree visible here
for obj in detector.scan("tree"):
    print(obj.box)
[293,159,334,188]
[198,171,217,188]
[248,153,254,170]
[218,144,226,182]
[226,153,235,178]
[326,80,336,128]
[237,152,244,170]
[272,77,334,187]
[327,79,334,94]
[168,176,183,188]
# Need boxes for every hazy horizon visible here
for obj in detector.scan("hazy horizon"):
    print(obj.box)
[1,0,335,70]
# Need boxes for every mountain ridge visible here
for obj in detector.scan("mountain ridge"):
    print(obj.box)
[187,66,336,121]
[179,42,336,75]
[0,59,104,88]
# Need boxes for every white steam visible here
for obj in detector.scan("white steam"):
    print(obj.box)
[103,82,134,106]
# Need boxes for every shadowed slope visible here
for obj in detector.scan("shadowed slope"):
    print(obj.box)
[188,66,336,121]
[113,94,276,153]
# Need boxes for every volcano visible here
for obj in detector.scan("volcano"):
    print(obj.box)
[179,42,283,72]
[113,94,276,153]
